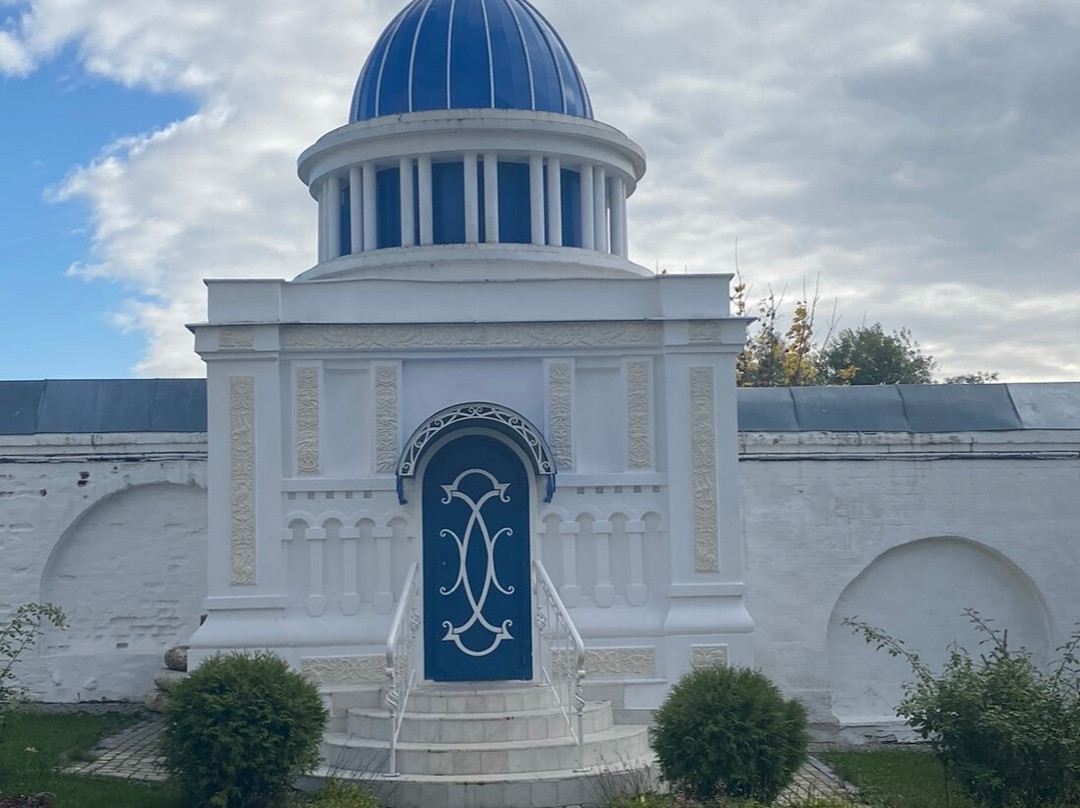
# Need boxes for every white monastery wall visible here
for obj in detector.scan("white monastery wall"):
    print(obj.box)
[740,429,1080,729]
[4,419,1078,726]
[0,433,207,702]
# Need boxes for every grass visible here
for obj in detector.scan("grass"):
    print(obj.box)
[822,748,975,808]
[0,711,183,808]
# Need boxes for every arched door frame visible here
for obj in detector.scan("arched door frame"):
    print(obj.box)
[396,402,558,506]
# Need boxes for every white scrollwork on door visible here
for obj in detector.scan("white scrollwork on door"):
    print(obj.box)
[439,468,516,658]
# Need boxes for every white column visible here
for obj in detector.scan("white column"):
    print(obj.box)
[593,520,615,607]
[464,152,480,243]
[399,157,415,247]
[374,526,394,614]
[593,166,608,253]
[626,519,647,606]
[317,184,328,263]
[610,175,627,257]
[529,154,545,246]
[483,152,499,243]
[417,156,433,246]
[305,527,327,616]
[340,525,361,615]
[348,167,362,256]
[559,521,580,607]
[580,163,595,250]
[546,156,562,247]
[362,162,377,251]
[326,173,342,260]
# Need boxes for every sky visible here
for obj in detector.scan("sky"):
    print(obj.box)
[1,0,1079,382]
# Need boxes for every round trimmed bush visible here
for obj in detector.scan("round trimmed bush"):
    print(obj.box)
[652,665,808,803]
[161,651,327,808]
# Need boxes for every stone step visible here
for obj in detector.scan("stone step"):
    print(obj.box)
[301,752,658,808]
[346,701,613,743]
[323,725,650,776]
[405,685,560,714]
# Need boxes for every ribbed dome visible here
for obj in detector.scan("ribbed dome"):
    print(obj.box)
[350,0,593,122]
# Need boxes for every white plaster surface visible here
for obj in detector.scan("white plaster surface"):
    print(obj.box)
[740,431,1080,726]
[0,437,207,702]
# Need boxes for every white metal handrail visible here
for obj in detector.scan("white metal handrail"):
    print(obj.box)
[385,561,421,776]
[532,559,587,770]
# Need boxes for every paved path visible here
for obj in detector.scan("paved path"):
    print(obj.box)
[66,715,852,803]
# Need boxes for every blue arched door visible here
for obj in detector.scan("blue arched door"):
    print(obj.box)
[422,433,533,682]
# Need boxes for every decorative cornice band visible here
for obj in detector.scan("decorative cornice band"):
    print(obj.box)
[690,366,720,573]
[229,376,257,585]
[282,322,663,351]
[295,367,321,476]
[547,361,574,471]
[374,364,399,474]
[626,360,652,469]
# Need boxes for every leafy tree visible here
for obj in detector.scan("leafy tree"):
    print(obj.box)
[944,371,1000,384]
[818,323,936,385]
[733,280,822,387]
[733,273,995,387]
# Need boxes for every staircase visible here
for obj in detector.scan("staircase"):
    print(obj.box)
[313,682,654,808]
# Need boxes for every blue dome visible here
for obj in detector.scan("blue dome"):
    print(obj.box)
[350,0,593,122]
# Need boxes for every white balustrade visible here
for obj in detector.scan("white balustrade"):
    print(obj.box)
[385,562,421,777]
[532,559,586,771]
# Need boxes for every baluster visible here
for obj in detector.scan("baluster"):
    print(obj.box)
[626,519,648,606]
[305,527,327,616]
[593,520,615,607]
[559,521,580,607]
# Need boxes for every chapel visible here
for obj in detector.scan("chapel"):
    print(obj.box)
[3,3,1078,808]
[185,0,748,802]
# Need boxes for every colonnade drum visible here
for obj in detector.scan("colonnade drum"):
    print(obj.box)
[298,109,646,279]
[315,152,629,262]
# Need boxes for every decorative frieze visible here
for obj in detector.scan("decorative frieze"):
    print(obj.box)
[555,646,656,677]
[626,360,652,469]
[547,361,574,471]
[229,376,257,585]
[374,365,399,474]
[690,366,720,573]
[301,655,387,685]
[282,322,663,351]
[219,327,254,350]
[688,320,729,344]
[295,367,320,476]
[692,644,729,669]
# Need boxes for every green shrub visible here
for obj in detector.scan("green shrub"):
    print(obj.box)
[307,779,381,808]
[160,651,328,808]
[846,610,1080,807]
[651,665,809,803]
[1,603,67,730]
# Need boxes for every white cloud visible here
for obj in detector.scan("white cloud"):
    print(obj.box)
[0,29,32,74]
[6,0,1080,380]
